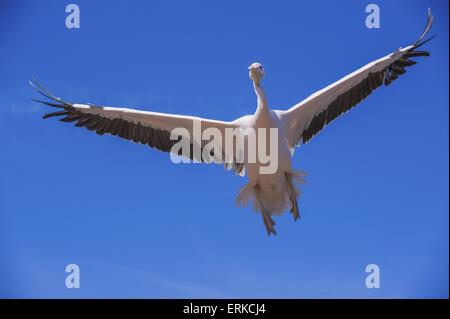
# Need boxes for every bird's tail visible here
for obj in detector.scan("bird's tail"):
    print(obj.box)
[236,169,306,236]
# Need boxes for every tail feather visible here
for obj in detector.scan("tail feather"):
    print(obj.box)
[236,170,306,235]
[236,184,277,235]
[236,183,257,210]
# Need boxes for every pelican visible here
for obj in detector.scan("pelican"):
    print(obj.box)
[31,10,434,235]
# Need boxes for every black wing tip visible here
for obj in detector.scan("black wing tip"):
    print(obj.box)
[413,8,435,48]
[414,34,437,51]
[29,78,72,109]
[403,10,435,65]
[43,110,69,119]
[31,97,66,109]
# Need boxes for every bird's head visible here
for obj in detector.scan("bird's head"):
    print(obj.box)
[248,62,265,85]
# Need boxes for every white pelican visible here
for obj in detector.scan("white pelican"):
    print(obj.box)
[31,10,434,235]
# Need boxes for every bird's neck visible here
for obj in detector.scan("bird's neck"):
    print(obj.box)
[253,81,268,111]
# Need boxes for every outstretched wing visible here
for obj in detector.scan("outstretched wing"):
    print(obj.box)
[278,9,434,147]
[31,80,245,175]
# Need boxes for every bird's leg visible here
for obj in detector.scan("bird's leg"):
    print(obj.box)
[261,206,277,236]
[285,172,300,221]
[254,185,277,236]
[290,198,300,221]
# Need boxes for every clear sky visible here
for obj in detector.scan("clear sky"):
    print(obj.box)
[0,0,448,298]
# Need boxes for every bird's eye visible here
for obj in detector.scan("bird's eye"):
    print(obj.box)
[259,66,263,69]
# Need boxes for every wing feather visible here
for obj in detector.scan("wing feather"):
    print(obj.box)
[31,80,245,175]
[279,9,434,147]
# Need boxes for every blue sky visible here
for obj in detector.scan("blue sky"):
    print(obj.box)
[0,0,448,298]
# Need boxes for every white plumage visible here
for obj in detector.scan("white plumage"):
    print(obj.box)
[31,10,434,235]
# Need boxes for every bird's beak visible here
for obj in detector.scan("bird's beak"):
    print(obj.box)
[248,66,252,70]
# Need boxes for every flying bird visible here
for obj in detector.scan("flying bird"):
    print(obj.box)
[31,10,434,235]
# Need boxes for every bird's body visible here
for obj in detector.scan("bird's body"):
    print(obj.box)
[234,78,300,234]
[31,10,434,235]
